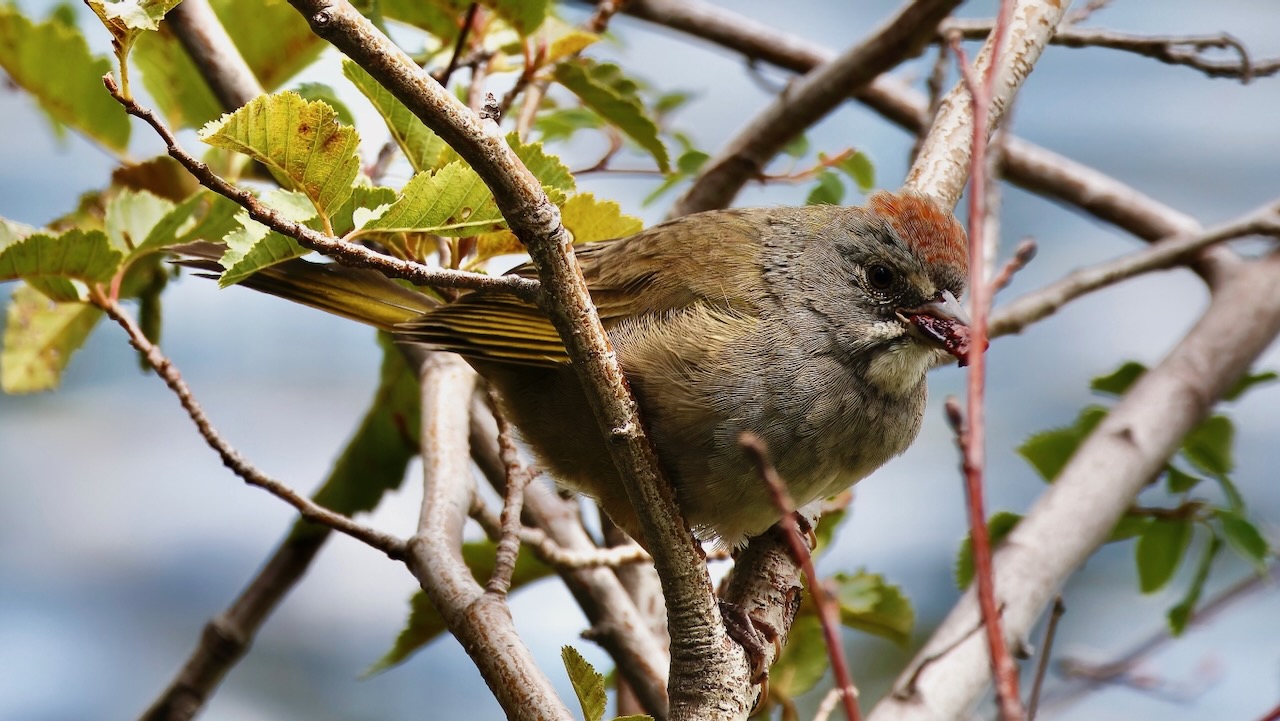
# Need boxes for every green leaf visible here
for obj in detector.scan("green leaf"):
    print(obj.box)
[676,149,710,175]
[0,6,131,152]
[1182,415,1234,477]
[213,0,325,90]
[561,193,643,244]
[342,59,446,173]
[132,29,224,129]
[553,59,670,172]
[377,0,468,42]
[955,511,1022,589]
[782,134,809,158]
[805,171,844,206]
[358,162,506,237]
[832,571,914,646]
[1223,370,1278,401]
[0,229,123,301]
[369,538,554,673]
[514,137,576,195]
[105,189,176,252]
[2,284,103,393]
[768,612,828,702]
[1106,513,1152,543]
[535,107,603,144]
[1017,405,1108,482]
[292,334,420,539]
[1135,518,1193,593]
[293,82,356,127]
[1090,361,1147,396]
[217,190,315,287]
[1167,535,1220,635]
[1218,511,1270,570]
[812,506,848,558]
[562,646,607,721]
[198,92,361,220]
[836,151,876,193]
[112,155,202,202]
[485,0,548,36]
[1165,466,1204,494]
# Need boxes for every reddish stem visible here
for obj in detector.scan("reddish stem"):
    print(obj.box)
[949,2,1027,719]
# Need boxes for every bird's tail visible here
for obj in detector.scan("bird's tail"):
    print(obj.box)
[173,242,441,332]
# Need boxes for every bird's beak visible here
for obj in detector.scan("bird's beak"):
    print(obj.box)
[897,290,978,366]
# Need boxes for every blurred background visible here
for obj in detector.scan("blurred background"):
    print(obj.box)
[1,1,1278,720]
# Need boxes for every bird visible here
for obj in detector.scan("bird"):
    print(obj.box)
[180,189,971,550]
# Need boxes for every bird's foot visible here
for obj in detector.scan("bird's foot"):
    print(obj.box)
[719,599,782,686]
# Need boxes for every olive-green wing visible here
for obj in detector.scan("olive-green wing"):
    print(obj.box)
[398,210,768,367]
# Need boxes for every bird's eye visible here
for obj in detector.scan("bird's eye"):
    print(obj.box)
[867,264,895,290]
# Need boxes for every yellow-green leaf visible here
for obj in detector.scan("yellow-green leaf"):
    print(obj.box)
[132,28,225,129]
[2,284,103,393]
[833,571,914,646]
[378,0,468,43]
[485,0,548,36]
[85,0,181,64]
[0,229,123,301]
[199,92,361,220]
[0,6,130,152]
[217,190,315,287]
[561,193,642,244]
[342,59,446,173]
[358,162,505,237]
[554,59,670,172]
[213,0,325,90]
[105,189,176,253]
[769,613,828,702]
[562,646,607,721]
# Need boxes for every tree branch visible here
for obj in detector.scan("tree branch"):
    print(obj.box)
[165,0,262,110]
[92,289,408,560]
[669,0,963,217]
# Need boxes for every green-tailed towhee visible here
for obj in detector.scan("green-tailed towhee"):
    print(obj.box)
[183,189,972,548]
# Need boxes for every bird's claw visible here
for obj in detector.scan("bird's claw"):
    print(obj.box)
[719,599,783,714]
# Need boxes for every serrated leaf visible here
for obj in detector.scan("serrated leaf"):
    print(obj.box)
[955,511,1022,589]
[1091,361,1147,396]
[343,60,446,173]
[217,190,315,287]
[133,28,224,129]
[1017,405,1108,482]
[832,571,914,646]
[561,193,642,244]
[1136,518,1193,593]
[1218,511,1269,569]
[769,612,828,702]
[806,171,844,206]
[369,539,553,673]
[554,59,670,173]
[213,0,324,90]
[292,334,419,540]
[515,137,576,194]
[562,646,607,721]
[467,230,525,269]
[199,92,361,220]
[1182,415,1234,477]
[85,0,181,67]
[837,151,875,193]
[0,6,131,152]
[333,184,398,237]
[1167,535,1220,635]
[106,190,176,253]
[359,162,505,237]
[2,284,103,393]
[377,0,468,42]
[535,107,603,144]
[1224,370,1278,401]
[0,229,123,301]
[1165,465,1203,494]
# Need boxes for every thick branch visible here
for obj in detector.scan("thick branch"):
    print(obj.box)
[165,0,262,110]
[669,0,962,217]
[868,251,1280,720]
[408,354,573,721]
[284,1,743,715]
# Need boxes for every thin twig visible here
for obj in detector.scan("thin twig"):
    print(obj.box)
[1026,597,1064,721]
[91,288,408,561]
[102,75,542,303]
[990,239,1037,294]
[990,202,1280,338]
[948,0,1026,715]
[437,3,480,88]
[471,501,654,570]
[943,19,1278,83]
[487,404,531,595]
[740,433,860,721]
